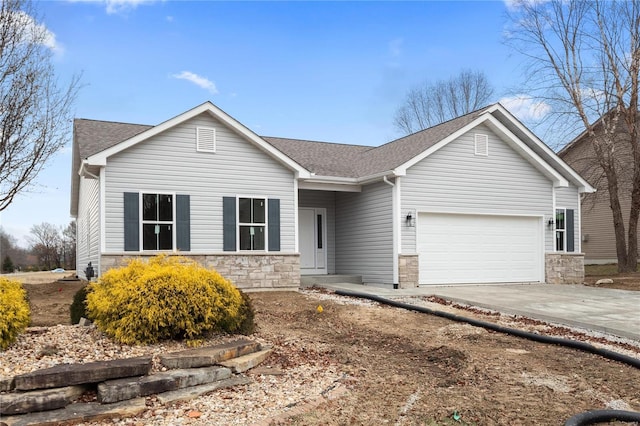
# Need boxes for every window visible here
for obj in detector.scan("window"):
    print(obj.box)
[238,197,266,250]
[142,193,174,250]
[124,192,190,252]
[223,196,280,252]
[555,208,565,251]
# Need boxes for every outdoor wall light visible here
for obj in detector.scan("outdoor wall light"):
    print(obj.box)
[406,213,414,227]
[547,218,555,228]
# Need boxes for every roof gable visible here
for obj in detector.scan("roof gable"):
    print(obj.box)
[83,102,310,177]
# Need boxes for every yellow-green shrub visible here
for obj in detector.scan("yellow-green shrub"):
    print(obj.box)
[0,277,31,350]
[86,255,249,345]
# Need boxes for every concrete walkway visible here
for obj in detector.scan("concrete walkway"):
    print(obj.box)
[315,282,640,341]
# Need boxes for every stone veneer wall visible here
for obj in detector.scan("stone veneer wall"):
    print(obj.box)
[398,254,419,289]
[545,253,585,285]
[100,254,300,290]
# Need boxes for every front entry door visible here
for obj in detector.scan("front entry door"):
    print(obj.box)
[299,208,327,274]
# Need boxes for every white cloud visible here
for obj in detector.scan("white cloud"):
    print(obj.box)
[172,71,218,94]
[500,95,551,121]
[68,0,159,15]
[15,11,62,54]
[503,0,549,11]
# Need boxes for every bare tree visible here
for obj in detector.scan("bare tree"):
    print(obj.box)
[0,227,30,270]
[394,69,494,134]
[28,222,61,270]
[62,220,76,270]
[506,0,640,272]
[0,0,79,211]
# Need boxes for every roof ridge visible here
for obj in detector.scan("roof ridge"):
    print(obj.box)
[262,135,370,148]
[74,118,154,127]
[374,103,496,149]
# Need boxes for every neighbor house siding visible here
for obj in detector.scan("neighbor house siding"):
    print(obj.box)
[335,181,393,285]
[103,112,296,253]
[298,189,336,274]
[76,175,100,279]
[560,136,639,263]
[555,185,581,252]
[401,124,554,253]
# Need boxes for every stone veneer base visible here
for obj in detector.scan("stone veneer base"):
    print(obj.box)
[100,253,300,290]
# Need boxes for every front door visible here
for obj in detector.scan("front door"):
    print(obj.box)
[299,208,327,274]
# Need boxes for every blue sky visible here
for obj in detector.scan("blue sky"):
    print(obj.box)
[0,0,544,247]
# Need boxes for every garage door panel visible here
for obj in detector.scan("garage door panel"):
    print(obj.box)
[418,213,542,285]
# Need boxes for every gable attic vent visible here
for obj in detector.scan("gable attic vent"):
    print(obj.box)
[197,127,216,153]
[474,133,488,156]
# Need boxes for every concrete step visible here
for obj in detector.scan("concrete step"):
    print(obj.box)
[300,274,362,287]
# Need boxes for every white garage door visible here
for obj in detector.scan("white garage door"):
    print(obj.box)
[418,213,543,285]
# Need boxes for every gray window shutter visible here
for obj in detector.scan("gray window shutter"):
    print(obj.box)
[176,194,190,251]
[566,209,575,252]
[268,198,280,252]
[223,196,236,251]
[124,192,139,251]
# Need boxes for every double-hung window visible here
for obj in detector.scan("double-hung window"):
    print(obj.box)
[238,197,265,250]
[142,193,174,250]
[222,196,280,252]
[555,208,566,251]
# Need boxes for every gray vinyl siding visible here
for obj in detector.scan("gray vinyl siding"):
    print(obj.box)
[401,124,554,253]
[76,176,100,279]
[555,185,580,252]
[335,181,393,285]
[103,113,296,252]
[298,190,336,273]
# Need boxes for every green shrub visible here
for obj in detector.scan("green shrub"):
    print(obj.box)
[233,291,256,335]
[70,286,90,324]
[86,255,250,345]
[0,277,31,350]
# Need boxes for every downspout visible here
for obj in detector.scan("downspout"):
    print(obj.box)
[382,176,400,288]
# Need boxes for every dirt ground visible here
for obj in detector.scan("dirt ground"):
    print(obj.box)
[16,275,640,425]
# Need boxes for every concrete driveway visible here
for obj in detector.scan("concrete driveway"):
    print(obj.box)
[317,282,640,341]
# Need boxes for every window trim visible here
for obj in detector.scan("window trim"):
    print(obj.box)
[140,191,176,251]
[236,195,269,252]
[555,207,566,252]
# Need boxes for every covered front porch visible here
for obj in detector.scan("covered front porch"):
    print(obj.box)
[297,184,397,289]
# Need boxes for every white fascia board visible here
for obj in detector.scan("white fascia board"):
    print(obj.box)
[86,101,311,178]
[357,170,405,185]
[394,117,488,175]
[489,104,595,193]
[483,115,569,188]
[298,181,362,192]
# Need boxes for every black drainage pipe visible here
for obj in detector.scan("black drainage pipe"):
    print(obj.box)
[564,410,640,425]
[333,289,640,425]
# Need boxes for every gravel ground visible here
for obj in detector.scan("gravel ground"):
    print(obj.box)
[1,289,639,425]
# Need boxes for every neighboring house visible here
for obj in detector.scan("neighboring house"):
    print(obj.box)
[71,101,594,289]
[559,121,638,264]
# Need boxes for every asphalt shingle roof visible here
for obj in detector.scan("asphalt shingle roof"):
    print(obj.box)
[74,119,153,158]
[73,104,493,178]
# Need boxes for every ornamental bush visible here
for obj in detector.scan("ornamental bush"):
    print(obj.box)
[0,277,31,350]
[86,255,254,345]
[69,285,90,325]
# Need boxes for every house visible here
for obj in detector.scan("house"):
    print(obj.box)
[559,119,638,264]
[70,101,594,289]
